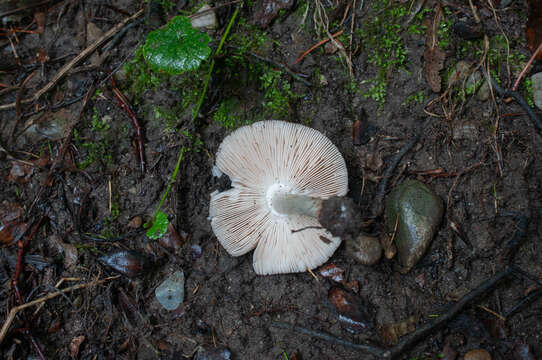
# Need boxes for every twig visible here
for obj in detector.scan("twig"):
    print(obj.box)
[372,123,421,218]
[0,276,119,344]
[500,212,528,263]
[226,45,312,87]
[488,75,542,134]
[10,217,45,359]
[20,44,141,119]
[512,41,542,92]
[0,8,144,111]
[271,267,515,358]
[0,0,55,18]
[270,321,388,357]
[386,267,513,358]
[111,79,146,173]
[295,30,344,65]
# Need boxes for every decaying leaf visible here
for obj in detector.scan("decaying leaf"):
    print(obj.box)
[69,335,85,358]
[99,250,148,278]
[7,153,48,184]
[319,263,345,283]
[0,201,27,244]
[526,0,542,59]
[424,4,446,92]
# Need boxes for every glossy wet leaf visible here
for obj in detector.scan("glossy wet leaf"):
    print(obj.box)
[142,16,211,75]
[328,287,373,333]
[0,201,27,244]
[99,250,147,277]
[158,223,184,250]
[147,210,169,239]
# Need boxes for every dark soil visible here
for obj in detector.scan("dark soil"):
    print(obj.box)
[1,1,541,359]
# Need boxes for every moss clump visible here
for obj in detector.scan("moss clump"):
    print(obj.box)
[355,0,410,107]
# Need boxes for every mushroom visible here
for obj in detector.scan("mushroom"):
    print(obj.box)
[209,120,348,275]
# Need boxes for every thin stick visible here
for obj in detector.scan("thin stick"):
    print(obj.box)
[488,75,542,134]
[512,41,542,92]
[295,30,344,65]
[387,267,513,358]
[111,83,146,173]
[272,267,514,358]
[0,276,119,344]
[271,321,388,357]
[0,8,144,111]
[372,123,421,218]
[226,45,312,86]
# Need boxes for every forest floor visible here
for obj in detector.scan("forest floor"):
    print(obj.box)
[1,0,541,359]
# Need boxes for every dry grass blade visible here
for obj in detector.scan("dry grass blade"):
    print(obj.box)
[0,8,144,111]
[0,276,119,344]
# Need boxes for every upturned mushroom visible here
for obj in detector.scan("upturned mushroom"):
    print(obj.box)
[209,120,349,275]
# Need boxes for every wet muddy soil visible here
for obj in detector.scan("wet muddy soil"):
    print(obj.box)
[1,1,541,359]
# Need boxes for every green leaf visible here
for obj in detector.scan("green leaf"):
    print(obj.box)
[146,211,169,239]
[142,16,211,75]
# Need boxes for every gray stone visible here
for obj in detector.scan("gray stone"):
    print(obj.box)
[155,271,185,310]
[346,234,382,265]
[385,180,444,273]
[531,72,542,111]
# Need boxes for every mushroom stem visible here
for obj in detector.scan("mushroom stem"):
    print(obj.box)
[267,184,323,217]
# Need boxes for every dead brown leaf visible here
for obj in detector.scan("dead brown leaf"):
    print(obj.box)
[0,201,27,244]
[424,3,446,92]
[69,335,85,358]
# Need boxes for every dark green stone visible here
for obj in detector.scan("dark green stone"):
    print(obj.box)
[385,180,444,273]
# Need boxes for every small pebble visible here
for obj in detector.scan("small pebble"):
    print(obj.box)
[464,349,491,360]
[531,72,542,111]
[128,216,142,228]
[346,234,382,265]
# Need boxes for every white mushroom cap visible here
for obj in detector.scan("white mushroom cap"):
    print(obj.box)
[209,120,348,275]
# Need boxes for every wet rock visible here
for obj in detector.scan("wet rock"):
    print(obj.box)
[252,0,294,29]
[155,271,185,310]
[346,234,382,265]
[465,70,489,101]
[385,180,444,273]
[99,250,148,278]
[448,61,471,84]
[512,343,536,360]
[531,72,542,111]
[194,345,232,360]
[190,4,218,31]
[128,216,142,228]
[328,287,372,333]
[464,349,491,360]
